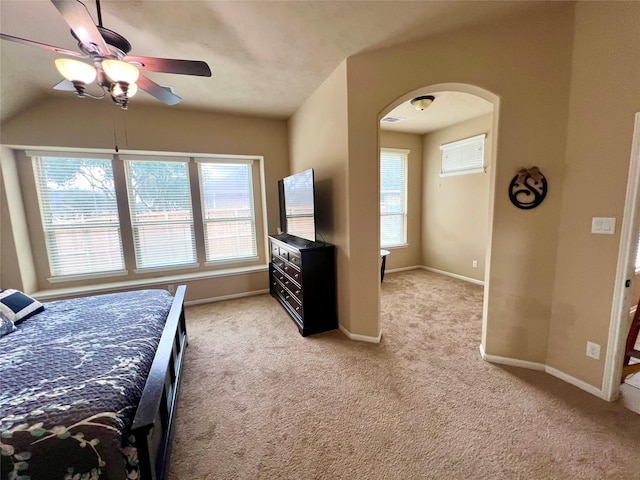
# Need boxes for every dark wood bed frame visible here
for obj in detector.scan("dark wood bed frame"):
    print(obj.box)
[131,285,188,480]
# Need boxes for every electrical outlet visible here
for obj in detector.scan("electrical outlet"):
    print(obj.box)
[472,260,478,268]
[586,341,601,360]
[167,284,175,293]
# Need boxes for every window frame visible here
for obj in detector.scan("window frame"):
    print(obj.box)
[30,152,127,282]
[439,133,486,177]
[27,150,267,286]
[195,157,260,265]
[380,148,409,249]
[122,155,199,272]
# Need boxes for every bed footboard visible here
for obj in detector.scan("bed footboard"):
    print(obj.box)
[131,285,188,480]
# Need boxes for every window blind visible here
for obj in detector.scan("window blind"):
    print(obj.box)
[32,156,125,277]
[197,161,257,261]
[380,149,408,248]
[440,134,486,176]
[125,159,196,269]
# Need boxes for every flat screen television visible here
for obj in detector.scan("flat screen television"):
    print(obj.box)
[278,168,316,243]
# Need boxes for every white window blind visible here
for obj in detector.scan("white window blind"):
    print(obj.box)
[380,149,408,248]
[197,160,257,262]
[440,134,486,177]
[32,156,125,277]
[125,159,196,269]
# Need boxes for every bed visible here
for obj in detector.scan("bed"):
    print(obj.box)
[0,285,188,480]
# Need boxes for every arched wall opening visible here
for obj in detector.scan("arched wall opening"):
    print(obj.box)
[377,83,500,350]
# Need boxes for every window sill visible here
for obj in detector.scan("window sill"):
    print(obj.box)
[439,167,485,177]
[381,243,409,250]
[33,263,269,301]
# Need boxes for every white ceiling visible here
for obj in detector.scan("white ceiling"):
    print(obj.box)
[381,91,494,134]
[0,1,556,128]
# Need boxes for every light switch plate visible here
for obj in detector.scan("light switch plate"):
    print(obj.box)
[591,217,616,235]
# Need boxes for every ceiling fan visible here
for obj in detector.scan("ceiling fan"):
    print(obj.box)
[0,0,212,109]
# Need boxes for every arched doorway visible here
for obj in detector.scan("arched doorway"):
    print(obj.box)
[377,83,500,350]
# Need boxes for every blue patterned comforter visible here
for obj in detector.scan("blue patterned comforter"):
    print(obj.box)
[0,289,174,480]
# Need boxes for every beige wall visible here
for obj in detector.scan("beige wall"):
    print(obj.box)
[0,99,289,302]
[422,114,492,282]
[379,130,423,270]
[547,2,640,388]
[0,146,36,292]
[288,61,352,331]
[345,4,574,350]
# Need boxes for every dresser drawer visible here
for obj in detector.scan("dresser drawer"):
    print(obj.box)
[285,280,303,303]
[284,292,303,320]
[283,264,301,284]
[273,277,303,321]
[279,247,290,261]
[272,257,286,271]
[289,251,301,268]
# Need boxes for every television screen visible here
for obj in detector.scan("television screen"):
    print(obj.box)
[282,168,316,242]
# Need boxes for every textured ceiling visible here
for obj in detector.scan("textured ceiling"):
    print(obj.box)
[0,1,557,127]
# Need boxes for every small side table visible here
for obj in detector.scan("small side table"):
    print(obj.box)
[380,249,390,282]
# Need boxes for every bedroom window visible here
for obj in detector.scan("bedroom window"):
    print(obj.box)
[196,159,258,262]
[124,157,197,270]
[32,155,126,278]
[380,148,408,248]
[440,134,486,177]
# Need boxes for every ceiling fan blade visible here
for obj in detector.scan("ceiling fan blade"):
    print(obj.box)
[0,33,85,57]
[124,56,212,77]
[51,0,109,56]
[53,79,76,91]
[137,75,182,106]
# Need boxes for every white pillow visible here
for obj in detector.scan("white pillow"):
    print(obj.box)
[0,289,44,324]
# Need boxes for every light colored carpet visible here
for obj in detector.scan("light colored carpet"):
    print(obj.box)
[168,269,640,480]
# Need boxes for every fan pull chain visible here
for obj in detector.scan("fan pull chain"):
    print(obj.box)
[123,110,129,148]
[112,117,119,153]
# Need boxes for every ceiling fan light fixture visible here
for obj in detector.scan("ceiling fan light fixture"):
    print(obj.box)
[111,81,138,98]
[101,59,139,84]
[410,95,435,111]
[55,58,96,84]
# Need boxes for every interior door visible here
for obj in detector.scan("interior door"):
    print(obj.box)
[602,112,640,401]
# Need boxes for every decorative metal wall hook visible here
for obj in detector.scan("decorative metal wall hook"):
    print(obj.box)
[508,166,548,209]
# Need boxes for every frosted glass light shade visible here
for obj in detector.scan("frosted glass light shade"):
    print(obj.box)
[112,82,138,98]
[101,59,139,84]
[410,95,435,111]
[55,58,97,84]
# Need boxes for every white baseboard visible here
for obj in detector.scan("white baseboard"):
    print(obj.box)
[544,365,603,398]
[185,288,269,306]
[479,344,604,399]
[422,266,485,286]
[478,344,545,371]
[386,265,422,274]
[339,324,382,343]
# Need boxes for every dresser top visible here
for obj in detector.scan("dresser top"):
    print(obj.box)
[270,234,333,250]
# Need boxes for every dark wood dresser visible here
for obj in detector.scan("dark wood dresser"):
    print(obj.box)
[269,234,337,336]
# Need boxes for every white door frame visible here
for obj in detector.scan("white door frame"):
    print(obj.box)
[603,112,640,402]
